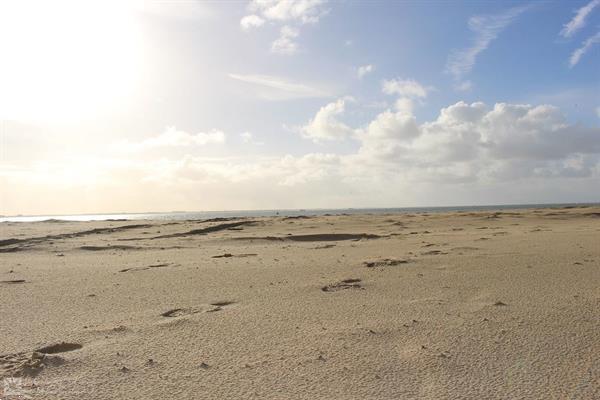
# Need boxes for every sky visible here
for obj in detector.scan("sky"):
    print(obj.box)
[0,0,599,215]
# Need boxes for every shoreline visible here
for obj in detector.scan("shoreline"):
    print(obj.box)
[2,201,599,223]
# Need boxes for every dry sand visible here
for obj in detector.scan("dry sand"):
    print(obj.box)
[1,206,599,399]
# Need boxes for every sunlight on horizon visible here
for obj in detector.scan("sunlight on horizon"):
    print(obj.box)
[0,0,144,123]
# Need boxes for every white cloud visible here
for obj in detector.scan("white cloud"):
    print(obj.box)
[446,5,529,84]
[301,98,354,142]
[596,106,600,118]
[4,101,599,215]
[247,0,328,24]
[241,0,329,54]
[569,31,600,67]
[240,14,265,30]
[228,73,330,100]
[357,64,374,79]
[120,126,225,151]
[359,101,600,167]
[271,25,299,54]
[382,78,430,98]
[146,127,224,147]
[560,0,600,38]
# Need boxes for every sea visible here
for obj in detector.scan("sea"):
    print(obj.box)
[1,203,597,223]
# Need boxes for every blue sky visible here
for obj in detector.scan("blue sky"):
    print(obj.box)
[0,0,599,214]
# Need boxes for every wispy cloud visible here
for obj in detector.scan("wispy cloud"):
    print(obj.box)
[228,73,330,100]
[569,31,600,67]
[446,5,530,87]
[560,0,600,38]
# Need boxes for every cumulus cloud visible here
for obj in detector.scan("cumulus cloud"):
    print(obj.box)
[247,0,328,24]
[382,78,430,98]
[446,5,529,87]
[301,98,354,142]
[298,98,600,181]
[357,64,374,79]
[240,0,329,54]
[569,31,600,67]
[560,0,600,38]
[4,101,599,215]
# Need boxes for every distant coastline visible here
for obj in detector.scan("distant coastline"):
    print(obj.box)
[1,202,599,223]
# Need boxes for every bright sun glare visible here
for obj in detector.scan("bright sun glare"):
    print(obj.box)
[0,0,143,123]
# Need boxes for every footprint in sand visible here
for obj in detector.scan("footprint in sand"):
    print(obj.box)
[322,279,363,292]
[1,343,81,378]
[206,301,236,312]
[161,308,201,318]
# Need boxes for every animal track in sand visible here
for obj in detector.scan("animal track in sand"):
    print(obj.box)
[322,278,363,292]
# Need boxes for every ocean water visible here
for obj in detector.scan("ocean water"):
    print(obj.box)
[1,203,597,223]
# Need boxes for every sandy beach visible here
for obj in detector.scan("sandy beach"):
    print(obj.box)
[1,206,599,399]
